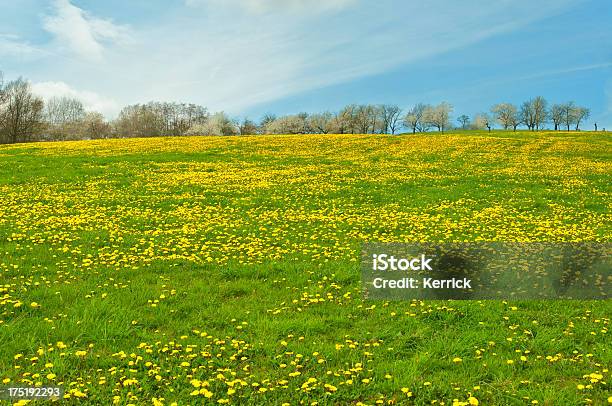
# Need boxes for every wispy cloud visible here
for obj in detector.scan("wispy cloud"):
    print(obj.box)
[519,62,612,80]
[0,34,42,59]
[43,0,131,61]
[185,0,357,14]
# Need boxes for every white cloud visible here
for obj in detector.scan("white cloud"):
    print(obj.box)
[185,0,356,14]
[0,34,42,58]
[519,62,612,81]
[31,81,119,117]
[43,0,130,61]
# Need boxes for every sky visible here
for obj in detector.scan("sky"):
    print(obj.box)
[1,0,611,128]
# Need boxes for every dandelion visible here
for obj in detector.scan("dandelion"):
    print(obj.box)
[324,384,337,393]
[199,388,213,398]
[401,388,412,397]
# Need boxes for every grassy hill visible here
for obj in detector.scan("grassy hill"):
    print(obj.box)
[0,132,610,405]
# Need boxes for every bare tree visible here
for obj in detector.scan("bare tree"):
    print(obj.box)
[256,113,274,132]
[550,104,564,131]
[457,114,470,129]
[83,112,111,139]
[333,109,353,134]
[0,71,6,105]
[423,102,453,132]
[338,104,358,134]
[520,97,548,131]
[296,112,311,134]
[370,105,383,134]
[554,103,589,131]
[403,103,428,134]
[353,104,375,134]
[520,102,534,131]
[473,113,492,132]
[42,96,87,140]
[573,107,589,131]
[491,103,519,130]
[114,104,163,137]
[308,112,336,134]
[238,118,258,135]
[560,102,576,131]
[533,96,548,130]
[0,78,44,144]
[354,105,378,134]
[380,104,402,134]
[45,96,86,125]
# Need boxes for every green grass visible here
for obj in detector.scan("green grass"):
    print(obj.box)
[0,131,610,405]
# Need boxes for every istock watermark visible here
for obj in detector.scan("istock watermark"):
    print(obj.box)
[362,243,611,300]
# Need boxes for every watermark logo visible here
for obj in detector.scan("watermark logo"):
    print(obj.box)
[362,243,610,300]
[372,254,433,271]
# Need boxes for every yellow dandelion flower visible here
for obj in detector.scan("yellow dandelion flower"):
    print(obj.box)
[324,384,337,392]
[199,388,213,398]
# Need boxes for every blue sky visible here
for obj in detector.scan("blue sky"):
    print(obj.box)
[1,0,611,128]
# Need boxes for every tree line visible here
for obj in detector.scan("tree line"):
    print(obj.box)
[0,72,598,144]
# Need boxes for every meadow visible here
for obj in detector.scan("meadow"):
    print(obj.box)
[0,131,610,405]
